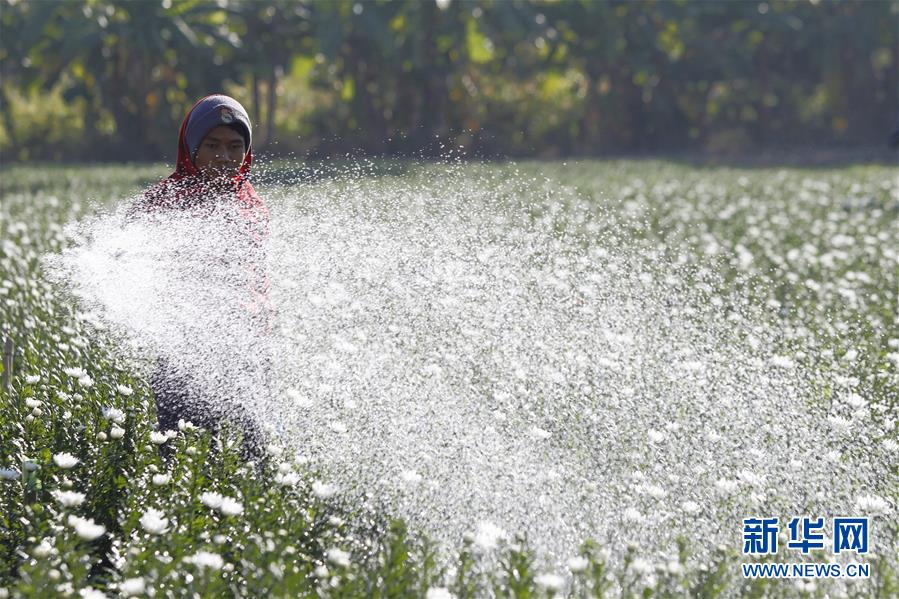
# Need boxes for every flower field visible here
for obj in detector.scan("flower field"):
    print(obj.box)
[1,161,896,597]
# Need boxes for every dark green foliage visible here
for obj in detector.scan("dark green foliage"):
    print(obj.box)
[1,0,896,161]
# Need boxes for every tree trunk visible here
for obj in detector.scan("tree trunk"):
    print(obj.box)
[265,68,277,151]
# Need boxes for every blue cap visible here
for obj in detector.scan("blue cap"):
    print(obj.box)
[185,95,252,162]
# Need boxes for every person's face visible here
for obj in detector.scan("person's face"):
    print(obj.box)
[193,125,246,180]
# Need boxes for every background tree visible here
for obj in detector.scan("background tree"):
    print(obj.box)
[1,0,896,162]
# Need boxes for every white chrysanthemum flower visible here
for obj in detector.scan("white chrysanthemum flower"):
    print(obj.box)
[275,471,300,486]
[473,521,507,550]
[185,550,224,570]
[769,355,795,369]
[0,468,21,481]
[827,415,852,432]
[623,507,642,522]
[32,539,54,558]
[425,587,456,599]
[641,483,667,499]
[714,478,739,493]
[178,419,197,431]
[110,427,125,439]
[629,557,653,575]
[326,548,351,568]
[567,556,589,573]
[116,385,133,396]
[854,494,889,515]
[219,497,244,517]
[535,573,565,592]
[22,459,39,472]
[139,508,169,535]
[200,492,224,509]
[25,374,41,384]
[25,398,42,409]
[52,490,86,507]
[78,375,93,388]
[79,587,108,599]
[681,500,701,514]
[647,429,666,443]
[53,453,79,469]
[119,577,145,596]
[63,367,86,378]
[313,564,329,578]
[67,515,105,540]
[151,473,171,486]
[102,407,125,423]
[149,432,169,445]
[844,393,867,409]
[529,425,552,440]
[312,480,337,499]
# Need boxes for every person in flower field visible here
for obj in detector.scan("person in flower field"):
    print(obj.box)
[128,94,272,460]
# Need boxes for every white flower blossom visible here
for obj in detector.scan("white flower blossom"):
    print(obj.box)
[623,507,642,522]
[219,497,244,517]
[426,588,456,599]
[110,426,125,439]
[200,491,224,509]
[473,521,507,550]
[32,539,54,558]
[326,548,351,568]
[567,556,589,573]
[529,425,552,440]
[119,577,145,596]
[53,453,79,469]
[151,474,171,486]
[149,432,169,445]
[116,385,133,396]
[769,355,795,369]
[185,550,224,570]
[854,494,889,515]
[681,500,701,514]
[275,471,300,486]
[535,573,565,592]
[25,374,41,384]
[52,490,86,507]
[312,480,337,499]
[139,508,169,535]
[67,515,105,540]
[102,407,125,423]
[79,587,107,599]
[629,557,653,575]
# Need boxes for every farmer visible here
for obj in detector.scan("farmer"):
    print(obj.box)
[128,94,272,461]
